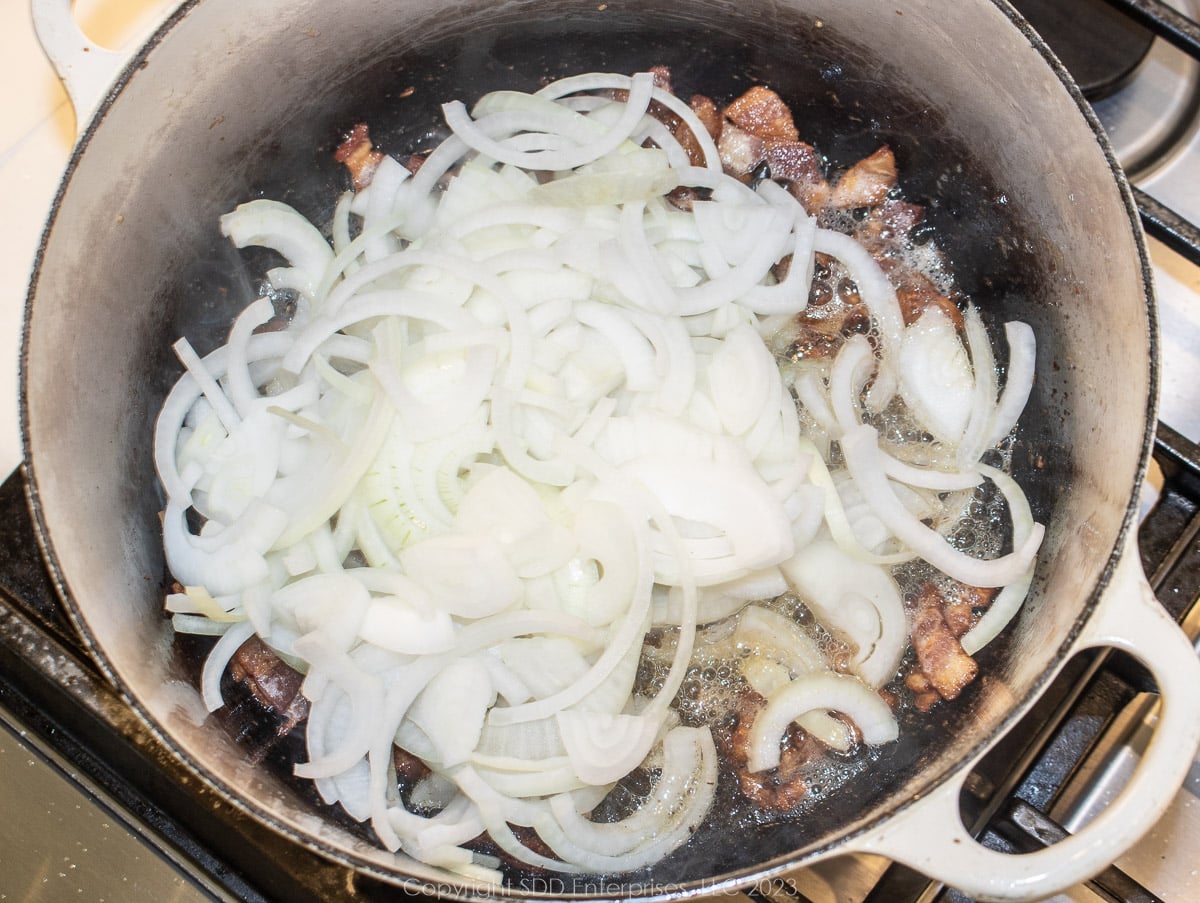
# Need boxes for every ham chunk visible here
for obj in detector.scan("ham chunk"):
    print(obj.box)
[893,271,965,331]
[767,140,830,214]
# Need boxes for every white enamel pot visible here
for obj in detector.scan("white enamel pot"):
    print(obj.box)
[24,0,1200,899]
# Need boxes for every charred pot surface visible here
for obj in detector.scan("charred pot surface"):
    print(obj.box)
[21,0,1152,894]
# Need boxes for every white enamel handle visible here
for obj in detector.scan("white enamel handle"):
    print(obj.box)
[32,0,130,130]
[848,529,1200,902]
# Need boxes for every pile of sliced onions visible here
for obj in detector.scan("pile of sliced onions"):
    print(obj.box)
[155,71,1043,880]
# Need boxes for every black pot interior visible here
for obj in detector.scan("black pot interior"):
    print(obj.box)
[23,0,1152,893]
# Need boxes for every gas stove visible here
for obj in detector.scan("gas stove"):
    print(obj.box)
[2,1,1200,901]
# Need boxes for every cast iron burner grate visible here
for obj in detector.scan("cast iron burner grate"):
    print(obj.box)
[1009,0,1156,99]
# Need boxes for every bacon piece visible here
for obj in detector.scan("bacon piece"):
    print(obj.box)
[648,64,673,94]
[943,600,975,638]
[894,271,965,331]
[855,197,924,251]
[717,123,764,178]
[904,671,943,713]
[394,745,431,787]
[692,94,723,139]
[666,185,702,212]
[829,146,897,209]
[765,139,830,215]
[713,691,821,812]
[724,85,799,142]
[335,122,385,191]
[943,583,998,638]
[676,94,722,167]
[229,636,309,735]
[910,583,979,702]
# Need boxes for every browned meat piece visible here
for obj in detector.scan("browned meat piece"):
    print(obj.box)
[910,583,979,702]
[335,123,385,191]
[956,583,1000,609]
[724,85,800,142]
[394,745,432,787]
[763,139,822,183]
[941,583,997,638]
[648,64,673,93]
[855,197,924,251]
[713,691,822,812]
[893,271,965,331]
[229,635,309,734]
[675,94,723,167]
[943,600,975,638]
[766,140,830,214]
[904,671,942,713]
[782,304,871,361]
[829,146,897,209]
[692,94,724,139]
[666,185,702,212]
[718,123,765,178]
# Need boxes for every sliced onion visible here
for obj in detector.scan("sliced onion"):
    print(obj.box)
[159,71,1050,874]
[898,304,974,444]
[746,673,898,773]
[956,304,999,469]
[220,199,334,300]
[443,72,655,172]
[556,710,659,784]
[841,424,1044,587]
[199,619,256,712]
[780,540,908,688]
[985,321,1037,446]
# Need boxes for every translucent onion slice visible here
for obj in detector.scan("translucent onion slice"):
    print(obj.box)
[812,228,904,356]
[956,304,999,469]
[406,658,496,768]
[898,304,974,444]
[738,653,853,752]
[841,423,1044,587]
[780,540,908,688]
[199,619,256,712]
[538,726,719,871]
[443,72,655,172]
[219,199,334,301]
[959,463,1040,653]
[556,710,659,784]
[985,321,1037,446]
[746,673,898,773]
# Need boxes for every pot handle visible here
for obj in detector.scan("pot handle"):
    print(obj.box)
[31,0,130,130]
[847,530,1200,902]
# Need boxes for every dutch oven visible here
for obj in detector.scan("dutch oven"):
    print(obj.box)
[23,0,1200,899]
